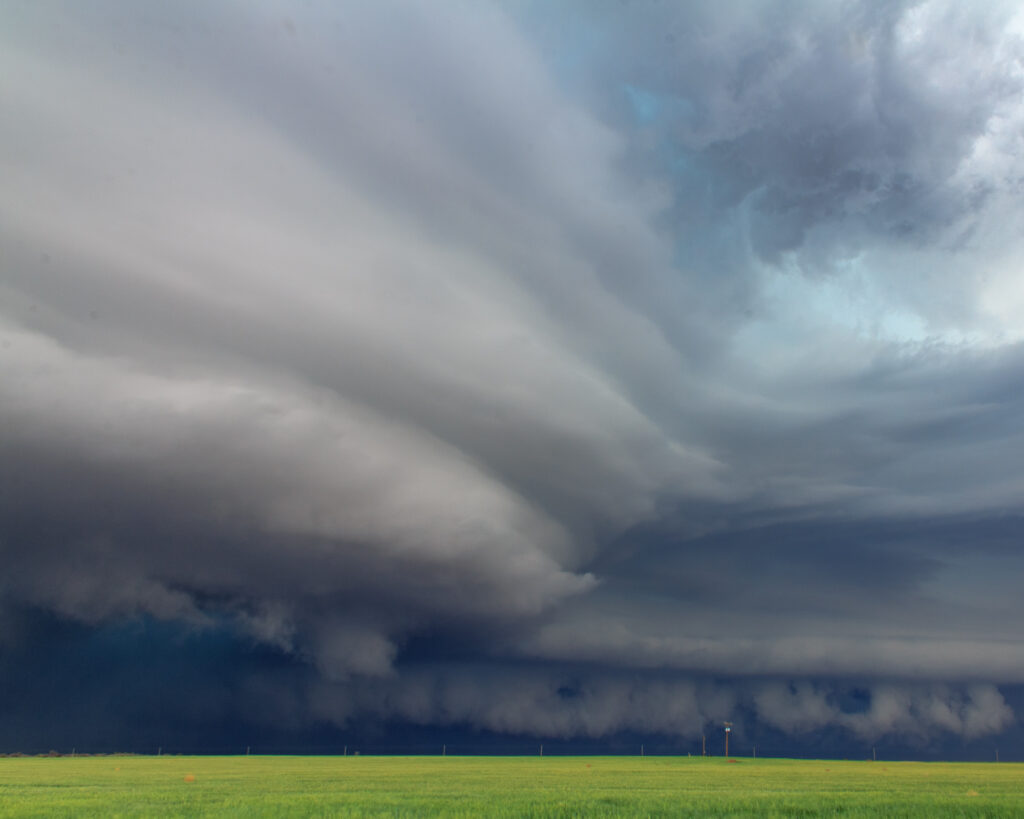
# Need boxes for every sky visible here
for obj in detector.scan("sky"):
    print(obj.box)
[3,0,1024,758]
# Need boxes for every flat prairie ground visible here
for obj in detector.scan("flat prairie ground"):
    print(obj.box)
[1,755,1022,817]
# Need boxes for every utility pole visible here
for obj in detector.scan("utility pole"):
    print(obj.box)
[872,747,876,762]
[443,745,446,757]
[641,744,644,758]
[540,745,543,757]
[753,745,756,759]
[724,723,732,758]
[702,735,706,756]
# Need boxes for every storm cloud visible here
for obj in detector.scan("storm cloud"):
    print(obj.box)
[3,0,1024,752]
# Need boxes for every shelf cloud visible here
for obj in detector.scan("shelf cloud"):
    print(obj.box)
[3,0,1024,751]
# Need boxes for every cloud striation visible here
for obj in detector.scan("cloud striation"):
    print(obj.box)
[2,0,1024,751]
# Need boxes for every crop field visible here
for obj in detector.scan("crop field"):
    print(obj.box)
[1,755,1022,817]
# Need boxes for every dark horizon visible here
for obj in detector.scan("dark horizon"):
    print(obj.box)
[2,611,1022,762]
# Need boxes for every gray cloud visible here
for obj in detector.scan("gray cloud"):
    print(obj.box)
[3,0,1024,746]
[305,667,1012,744]
[519,0,1024,333]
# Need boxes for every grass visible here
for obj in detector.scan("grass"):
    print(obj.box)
[1,755,1023,817]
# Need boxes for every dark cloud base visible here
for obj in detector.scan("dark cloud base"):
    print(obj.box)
[1,610,1018,761]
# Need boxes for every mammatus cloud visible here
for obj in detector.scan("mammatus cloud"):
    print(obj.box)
[2,0,1024,747]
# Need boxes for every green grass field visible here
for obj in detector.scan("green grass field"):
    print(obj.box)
[1,755,1022,817]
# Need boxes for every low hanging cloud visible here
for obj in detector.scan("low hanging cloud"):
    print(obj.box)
[3,0,1024,748]
[752,681,1013,742]
[306,669,1013,744]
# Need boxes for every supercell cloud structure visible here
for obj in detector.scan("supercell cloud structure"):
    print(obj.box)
[3,0,1024,750]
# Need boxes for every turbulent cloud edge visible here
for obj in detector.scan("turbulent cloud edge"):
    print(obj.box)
[303,669,1013,743]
